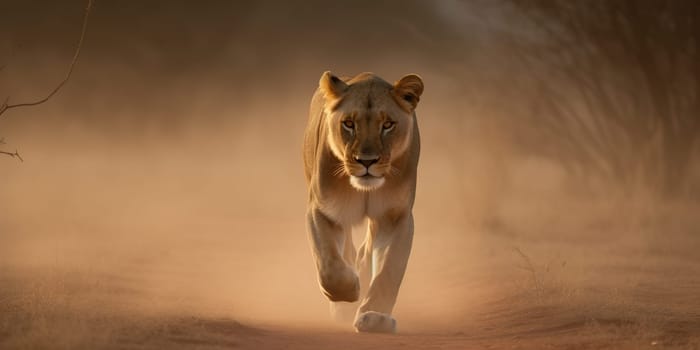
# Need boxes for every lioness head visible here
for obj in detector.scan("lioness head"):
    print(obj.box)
[319,71,423,191]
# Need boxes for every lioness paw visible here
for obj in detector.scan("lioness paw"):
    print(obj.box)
[354,311,397,334]
[320,266,359,302]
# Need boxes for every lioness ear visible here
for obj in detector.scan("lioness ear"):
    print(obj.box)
[319,71,348,100]
[393,74,424,111]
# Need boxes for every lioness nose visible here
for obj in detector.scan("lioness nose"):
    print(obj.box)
[355,156,379,168]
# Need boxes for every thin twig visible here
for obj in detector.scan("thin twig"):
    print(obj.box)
[1,0,92,161]
[0,149,23,162]
[0,0,93,118]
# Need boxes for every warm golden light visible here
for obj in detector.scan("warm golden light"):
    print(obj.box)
[1,1,698,348]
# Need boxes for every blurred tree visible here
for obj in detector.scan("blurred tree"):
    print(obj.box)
[510,0,699,197]
[0,0,92,161]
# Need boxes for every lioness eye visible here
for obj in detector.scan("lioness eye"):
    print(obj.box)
[343,120,355,129]
[382,121,395,130]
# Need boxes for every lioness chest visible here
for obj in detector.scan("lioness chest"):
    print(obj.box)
[317,181,412,226]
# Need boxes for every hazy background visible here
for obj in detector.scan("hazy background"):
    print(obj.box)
[1,1,699,348]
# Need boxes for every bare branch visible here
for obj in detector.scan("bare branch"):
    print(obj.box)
[0,149,23,162]
[0,0,93,118]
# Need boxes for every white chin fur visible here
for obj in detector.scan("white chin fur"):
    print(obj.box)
[350,176,385,191]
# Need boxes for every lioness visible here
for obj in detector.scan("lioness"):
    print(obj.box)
[303,71,423,333]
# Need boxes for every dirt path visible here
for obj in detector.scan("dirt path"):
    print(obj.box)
[2,225,700,349]
[201,324,699,350]
[3,153,700,349]
[4,315,694,350]
[2,269,699,350]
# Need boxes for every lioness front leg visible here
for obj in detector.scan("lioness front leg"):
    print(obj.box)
[330,232,360,323]
[354,212,413,333]
[307,207,359,302]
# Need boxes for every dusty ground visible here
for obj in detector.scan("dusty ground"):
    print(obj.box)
[2,221,699,350]
[1,128,700,350]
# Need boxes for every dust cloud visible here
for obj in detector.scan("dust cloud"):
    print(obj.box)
[1,1,699,349]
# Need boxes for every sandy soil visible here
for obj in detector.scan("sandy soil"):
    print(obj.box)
[2,180,699,350]
[2,229,699,350]
[1,126,699,350]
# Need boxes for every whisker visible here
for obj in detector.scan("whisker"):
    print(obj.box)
[331,163,346,177]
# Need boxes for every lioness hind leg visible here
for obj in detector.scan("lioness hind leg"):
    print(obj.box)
[339,235,371,325]
[342,229,357,267]
[330,301,359,323]
[355,234,372,299]
[329,230,362,323]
